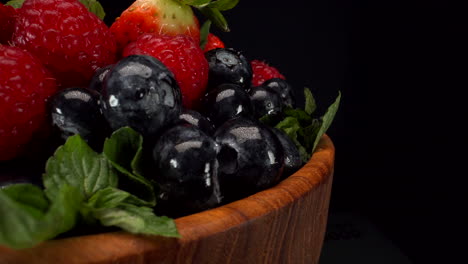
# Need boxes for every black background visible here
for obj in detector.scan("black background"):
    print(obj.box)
[102,1,466,262]
[2,0,466,262]
[208,1,465,263]
[194,1,464,262]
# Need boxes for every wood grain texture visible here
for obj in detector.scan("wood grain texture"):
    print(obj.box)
[0,135,335,264]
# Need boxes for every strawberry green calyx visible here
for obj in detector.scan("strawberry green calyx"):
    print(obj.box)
[78,0,106,20]
[110,0,201,53]
[5,0,24,8]
[200,20,212,49]
[177,0,239,11]
[176,0,240,32]
[154,0,198,31]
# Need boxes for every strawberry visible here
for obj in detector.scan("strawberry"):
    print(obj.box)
[110,0,200,54]
[12,0,117,88]
[123,33,208,109]
[251,60,286,87]
[0,45,58,161]
[204,33,225,52]
[0,3,16,44]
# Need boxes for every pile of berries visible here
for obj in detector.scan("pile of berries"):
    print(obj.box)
[1,0,299,216]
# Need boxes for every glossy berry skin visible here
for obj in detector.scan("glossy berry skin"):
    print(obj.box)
[123,33,209,109]
[101,55,182,137]
[152,125,221,217]
[175,109,215,136]
[0,46,58,161]
[0,3,16,44]
[12,0,117,88]
[270,128,302,178]
[89,64,114,94]
[203,33,225,52]
[214,117,284,202]
[200,83,253,128]
[249,85,283,119]
[49,87,109,150]
[205,48,252,90]
[251,60,285,87]
[263,78,296,108]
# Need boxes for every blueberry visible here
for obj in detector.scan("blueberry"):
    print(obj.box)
[270,128,302,178]
[214,117,284,201]
[101,55,182,137]
[175,109,215,136]
[263,78,296,108]
[89,64,114,94]
[205,48,252,90]
[249,85,283,119]
[152,125,221,216]
[49,87,110,149]
[200,83,253,128]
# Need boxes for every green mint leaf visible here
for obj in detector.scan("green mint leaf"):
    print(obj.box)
[177,0,213,7]
[84,187,178,237]
[103,127,155,205]
[131,148,145,179]
[43,135,118,201]
[275,117,301,143]
[42,185,84,238]
[312,92,341,152]
[0,185,47,249]
[304,88,317,115]
[88,187,155,209]
[79,0,106,20]
[283,107,313,124]
[92,203,180,238]
[103,127,143,174]
[5,0,24,8]
[265,90,340,163]
[301,119,322,151]
[0,184,83,249]
[207,0,240,11]
[0,184,48,215]
[275,117,309,163]
[199,7,230,32]
[200,20,212,50]
[297,145,310,164]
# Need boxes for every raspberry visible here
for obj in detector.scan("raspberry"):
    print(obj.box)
[0,3,16,44]
[204,33,225,52]
[251,60,286,87]
[0,46,58,161]
[12,0,117,88]
[123,33,209,109]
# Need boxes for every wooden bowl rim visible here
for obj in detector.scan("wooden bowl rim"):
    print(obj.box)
[0,134,335,263]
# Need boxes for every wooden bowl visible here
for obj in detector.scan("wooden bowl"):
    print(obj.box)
[0,135,335,264]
